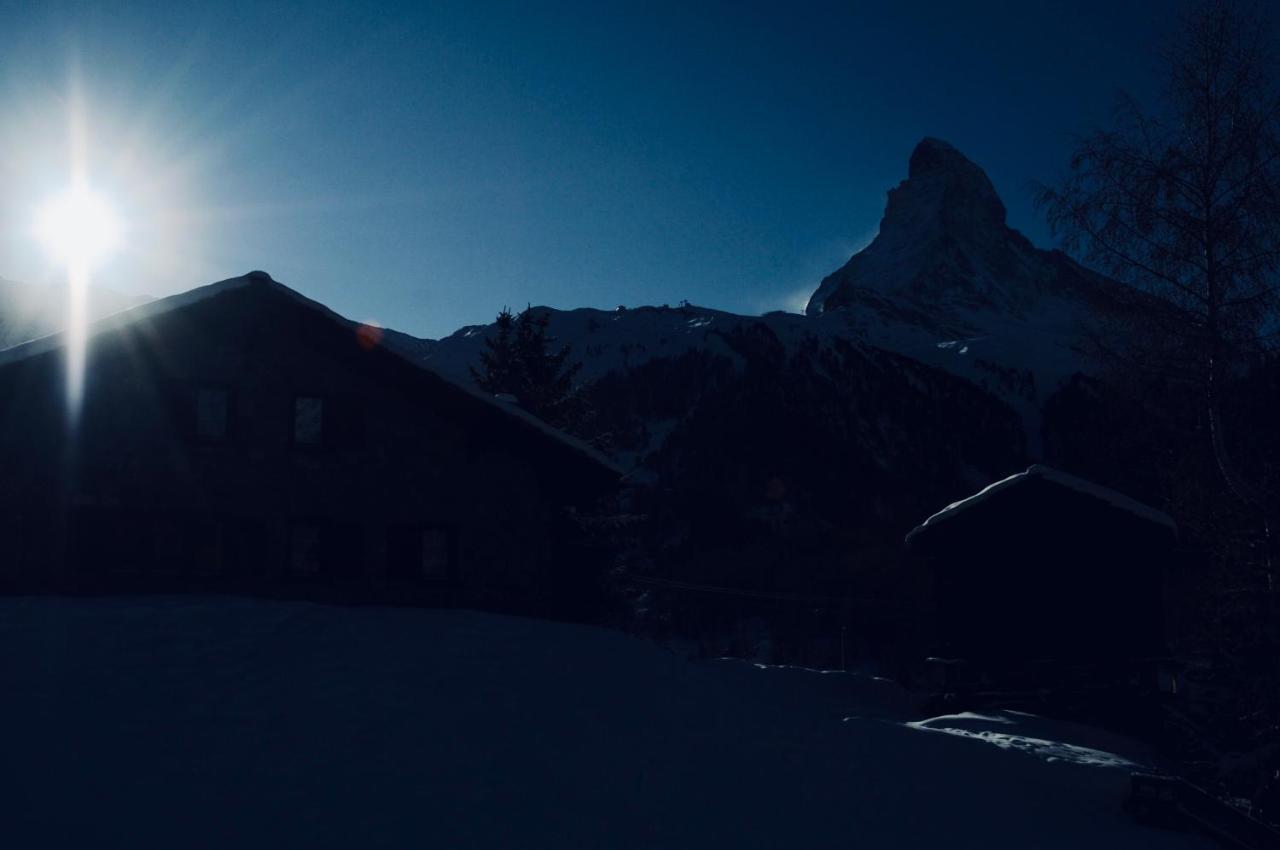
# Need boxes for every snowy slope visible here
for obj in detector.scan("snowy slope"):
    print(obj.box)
[422,294,1045,403]
[421,302,859,385]
[421,299,1032,499]
[417,300,1051,471]
[0,597,1209,849]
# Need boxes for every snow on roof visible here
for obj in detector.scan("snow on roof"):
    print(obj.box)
[905,464,1176,545]
[0,272,260,371]
[0,271,622,478]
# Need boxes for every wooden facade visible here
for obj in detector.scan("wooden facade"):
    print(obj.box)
[0,272,620,616]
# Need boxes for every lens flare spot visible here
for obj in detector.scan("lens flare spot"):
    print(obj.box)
[356,323,383,351]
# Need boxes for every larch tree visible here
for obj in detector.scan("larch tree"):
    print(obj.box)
[1039,0,1280,807]
[1039,0,1280,510]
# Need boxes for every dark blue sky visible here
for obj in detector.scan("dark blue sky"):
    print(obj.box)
[1,1,1161,338]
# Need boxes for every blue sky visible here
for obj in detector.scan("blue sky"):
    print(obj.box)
[1,1,1161,338]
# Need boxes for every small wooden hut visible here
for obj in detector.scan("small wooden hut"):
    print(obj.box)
[905,465,1176,674]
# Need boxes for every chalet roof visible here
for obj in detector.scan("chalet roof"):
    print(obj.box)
[904,464,1176,545]
[0,271,622,479]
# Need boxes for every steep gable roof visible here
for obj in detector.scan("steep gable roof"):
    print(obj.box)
[0,271,622,480]
[905,464,1176,546]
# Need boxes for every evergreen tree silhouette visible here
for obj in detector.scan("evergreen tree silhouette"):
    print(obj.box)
[471,307,584,433]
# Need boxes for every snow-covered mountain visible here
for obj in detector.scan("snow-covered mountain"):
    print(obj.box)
[421,300,1026,481]
[808,137,1101,321]
[426,139,1115,404]
[806,138,1118,416]
[420,302,853,386]
[393,138,1165,564]
[419,138,1118,464]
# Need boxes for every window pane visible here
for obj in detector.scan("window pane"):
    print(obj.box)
[196,388,229,440]
[294,396,323,445]
[421,529,450,578]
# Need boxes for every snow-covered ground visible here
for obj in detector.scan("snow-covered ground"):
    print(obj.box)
[0,598,1210,849]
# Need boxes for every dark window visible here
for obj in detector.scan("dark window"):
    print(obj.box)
[293,396,324,446]
[195,387,230,441]
[420,528,451,579]
[291,394,364,449]
[388,524,457,582]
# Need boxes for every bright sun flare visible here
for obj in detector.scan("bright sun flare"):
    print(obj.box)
[36,187,121,267]
[35,184,123,418]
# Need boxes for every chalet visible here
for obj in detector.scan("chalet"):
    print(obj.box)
[905,465,1176,674]
[0,272,621,616]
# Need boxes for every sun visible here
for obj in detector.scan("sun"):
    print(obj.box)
[35,187,122,268]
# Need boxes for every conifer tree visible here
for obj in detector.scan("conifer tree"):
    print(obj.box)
[471,308,518,397]
[471,307,585,433]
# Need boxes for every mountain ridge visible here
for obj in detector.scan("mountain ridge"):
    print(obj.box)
[416,138,1126,463]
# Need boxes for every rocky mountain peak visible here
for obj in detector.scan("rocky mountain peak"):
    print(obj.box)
[908,137,986,180]
[896,137,1007,231]
[805,138,1061,319]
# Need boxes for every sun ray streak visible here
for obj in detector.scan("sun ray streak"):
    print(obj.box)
[35,83,123,423]
[66,258,89,419]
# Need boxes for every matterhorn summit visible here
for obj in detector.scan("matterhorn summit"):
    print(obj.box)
[807,138,1105,324]
[803,138,1119,428]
